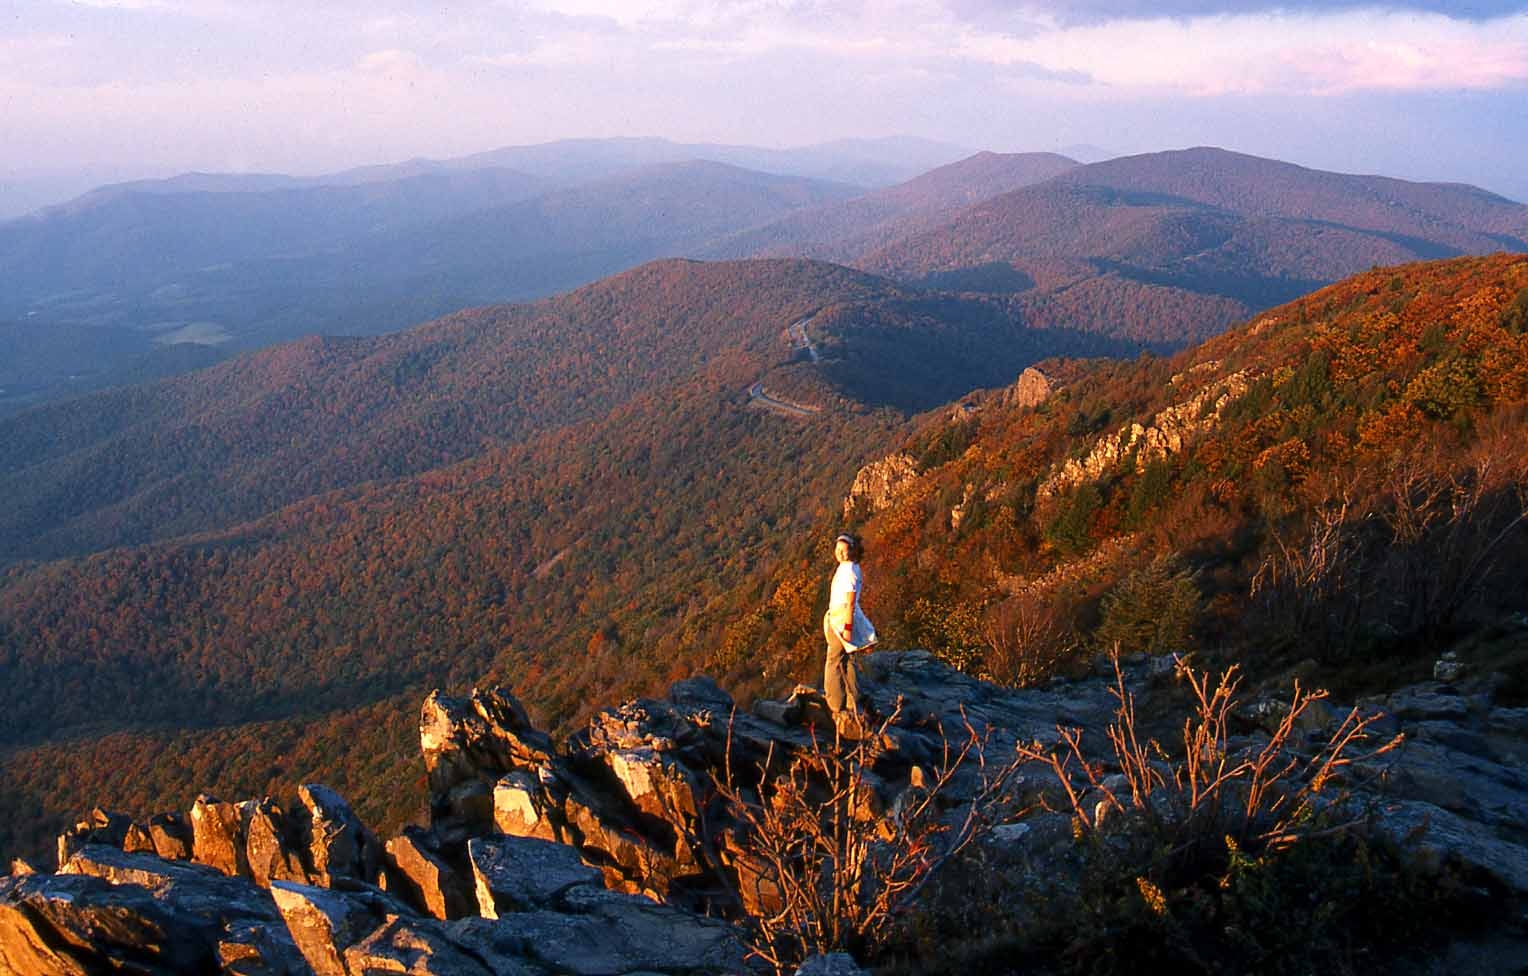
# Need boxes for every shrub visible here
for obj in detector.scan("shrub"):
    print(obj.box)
[1044,484,1103,556]
[1094,556,1200,655]
[714,706,1024,972]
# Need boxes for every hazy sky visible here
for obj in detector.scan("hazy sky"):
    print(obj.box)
[4,0,1528,206]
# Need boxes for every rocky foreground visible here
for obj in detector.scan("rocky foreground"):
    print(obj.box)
[3,650,1526,974]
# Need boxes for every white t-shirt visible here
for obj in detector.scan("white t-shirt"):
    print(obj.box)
[830,561,861,617]
[829,561,877,650]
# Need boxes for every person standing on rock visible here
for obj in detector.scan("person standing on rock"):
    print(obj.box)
[825,532,876,738]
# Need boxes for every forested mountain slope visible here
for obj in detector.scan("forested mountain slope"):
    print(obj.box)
[724,254,1528,701]
[856,148,1528,346]
[0,258,1143,564]
[5,256,1525,865]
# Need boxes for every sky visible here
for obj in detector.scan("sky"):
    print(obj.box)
[3,0,1528,212]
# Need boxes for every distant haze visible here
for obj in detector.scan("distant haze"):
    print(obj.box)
[4,0,1528,215]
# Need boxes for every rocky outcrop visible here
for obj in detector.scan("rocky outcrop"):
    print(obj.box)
[1040,370,1252,498]
[6,649,1528,973]
[843,452,918,518]
[1008,366,1054,410]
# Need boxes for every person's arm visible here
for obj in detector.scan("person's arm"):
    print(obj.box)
[842,591,855,642]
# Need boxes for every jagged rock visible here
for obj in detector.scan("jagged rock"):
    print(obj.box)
[494,770,557,841]
[270,880,384,976]
[667,675,733,710]
[148,812,193,861]
[273,880,539,976]
[246,798,309,887]
[0,871,220,974]
[1372,799,1528,895]
[386,826,475,920]
[468,835,604,917]
[191,793,253,877]
[797,952,871,976]
[56,807,132,868]
[121,823,156,855]
[422,687,556,823]
[8,859,38,876]
[56,845,306,973]
[1009,366,1053,410]
[1434,651,1466,684]
[843,452,918,518]
[605,747,701,823]
[299,783,383,886]
[1388,684,1471,722]
[563,790,693,898]
[463,885,746,975]
[730,851,784,917]
[446,779,497,833]
[1040,370,1250,498]
[343,915,516,975]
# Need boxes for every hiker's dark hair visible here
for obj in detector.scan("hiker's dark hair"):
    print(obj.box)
[836,533,865,562]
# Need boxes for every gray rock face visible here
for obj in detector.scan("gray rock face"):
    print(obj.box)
[797,952,873,976]
[246,798,310,887]
[55,807,131,868]
[0,871,217,975]
[465,886,747,975]
[299,783,383,886]
[468,836,603,917]
[13,649,1528,974]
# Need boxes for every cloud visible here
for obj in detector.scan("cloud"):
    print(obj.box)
[961,9,1528,95]
[960,0,1528,25]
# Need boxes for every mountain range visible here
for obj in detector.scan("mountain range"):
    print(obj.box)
[5,140,1525,416]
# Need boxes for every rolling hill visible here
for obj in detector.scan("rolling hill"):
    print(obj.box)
[857,148,1528,345]
[0,162,861,414]
[700,151,1080,262]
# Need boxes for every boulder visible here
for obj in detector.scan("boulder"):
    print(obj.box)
[461,885,746,975]
[386,826,475,920]
[494,770,558,841]
[56,807,132,868]
[1009,366,1054,410]
[0,871,220,975]
[468,835,603,917]
[190,794,252,877]
[421,688,555,819]
[273,880,537,976]
[1372,799,1528,895]
[245,798,309,887]
[56,844,307,974]
[605,747,701,823]
[298,783,383,886]
[269,881,383,976]
[148,812,193,861]
[843,453,919,519]
[797,953,872,976]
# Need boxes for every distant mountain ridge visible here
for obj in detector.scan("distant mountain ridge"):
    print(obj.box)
[5,142,1524,417]
[28,134,974,218]
[701,151,1080,262]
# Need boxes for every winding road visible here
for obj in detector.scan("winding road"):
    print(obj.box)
[742,312,826,417]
